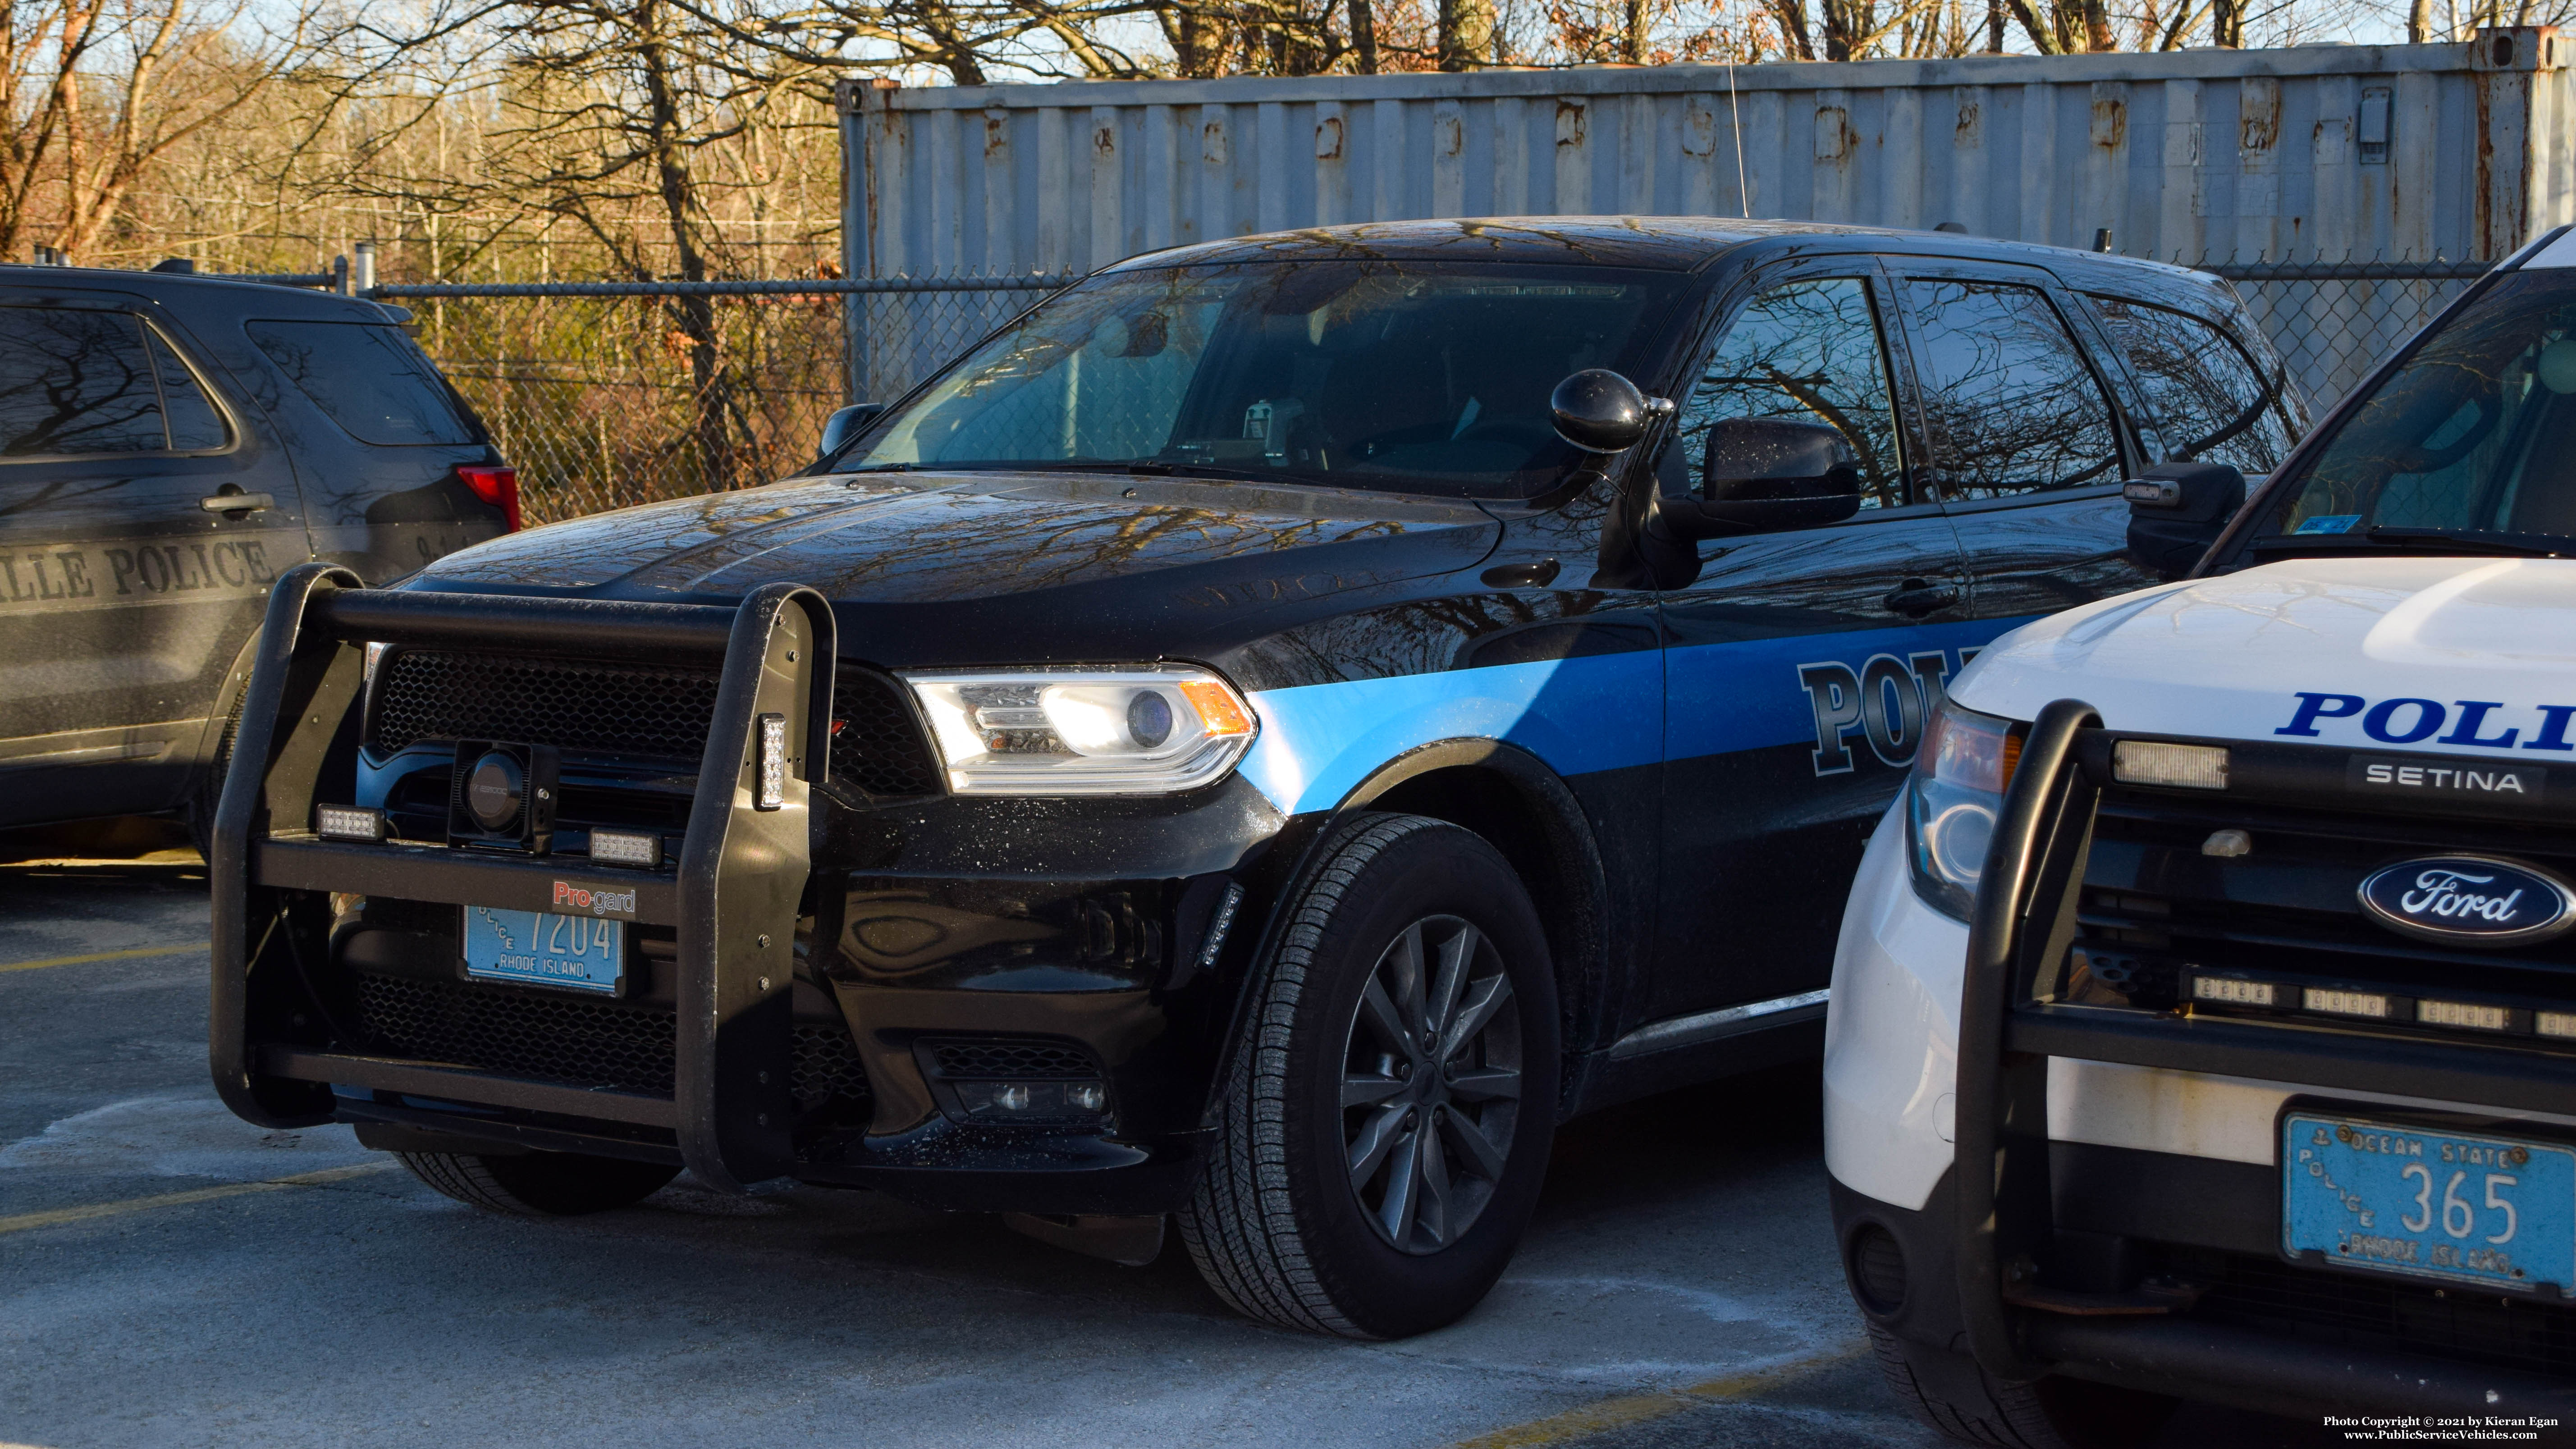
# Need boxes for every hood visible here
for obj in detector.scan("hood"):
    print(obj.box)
[1953,557,2576,754]
[408,471,1497,608]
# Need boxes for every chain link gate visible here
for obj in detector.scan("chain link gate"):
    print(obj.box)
[373,259,2490,528]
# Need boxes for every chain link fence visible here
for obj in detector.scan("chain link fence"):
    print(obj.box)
[377,257,2491,528]
[379,276,1068,525]
[2202,259,2493,422]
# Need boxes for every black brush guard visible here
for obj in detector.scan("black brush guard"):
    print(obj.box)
[209,563,836,1192]
[1952,699,2576,1415]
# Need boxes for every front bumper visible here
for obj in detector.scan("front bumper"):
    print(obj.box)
[210,568,1288,1216]
[1832,699,2576,1415]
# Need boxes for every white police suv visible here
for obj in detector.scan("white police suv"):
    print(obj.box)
[1827,223,2576,1440]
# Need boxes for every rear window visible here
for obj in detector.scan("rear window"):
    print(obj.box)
[248,320,480,446]
[2087,293,2295,474]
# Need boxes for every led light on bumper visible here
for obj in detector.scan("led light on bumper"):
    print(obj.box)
[314,805,385,841]
[588,828,663,868]
[2112,740,2230,790]
[902,665,1257,795]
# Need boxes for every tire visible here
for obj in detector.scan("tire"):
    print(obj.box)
[395,1149,680,1216]
[183,681,247,857]
[1867,1323,2178,1449]
[1179,812,1560,1339]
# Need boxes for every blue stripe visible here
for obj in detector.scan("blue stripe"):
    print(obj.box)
[1239,615,2036,816]
[1661,617,2018,762]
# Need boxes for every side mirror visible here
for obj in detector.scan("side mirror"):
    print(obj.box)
[817,402,886,466]
[1551,369,1669,454]
[1656,419,1863,539]
[2123,459,2246,579]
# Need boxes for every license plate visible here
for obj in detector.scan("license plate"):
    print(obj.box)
[2282,1111,2576,1295]
[462,906,623,994]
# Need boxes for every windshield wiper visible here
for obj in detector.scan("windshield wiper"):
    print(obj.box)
[2250,525,2576,559]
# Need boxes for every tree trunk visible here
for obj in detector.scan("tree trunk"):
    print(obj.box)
[1348,0,1377,70]
[2406,0,2432,41]
[1771,0,1815,57]
[1437,0,1491,69]
[636,0,736,493]
[1621,0,1646,62]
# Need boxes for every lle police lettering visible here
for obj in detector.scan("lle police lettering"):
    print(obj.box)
[2279,693,2576,751]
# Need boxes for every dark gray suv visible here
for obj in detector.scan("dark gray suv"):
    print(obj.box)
[0,266,513,848]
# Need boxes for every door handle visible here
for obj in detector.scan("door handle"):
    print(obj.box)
[1480,558,1560,589]
[1881,578,1961,616]
[200,491,275,515]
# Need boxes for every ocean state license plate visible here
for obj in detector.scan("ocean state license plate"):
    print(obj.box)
[462,906,624,994]
[2282,1111,2576,1295]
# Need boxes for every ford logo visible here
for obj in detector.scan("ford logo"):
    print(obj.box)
[2357,855,2576,947]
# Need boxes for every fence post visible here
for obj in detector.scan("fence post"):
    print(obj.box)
[837,78,901,405]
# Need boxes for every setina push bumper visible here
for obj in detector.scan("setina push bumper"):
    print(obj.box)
[1845,699,2576,1421]
[208,563,1229,1212]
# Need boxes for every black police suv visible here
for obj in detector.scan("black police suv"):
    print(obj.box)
[0,265,513,848]
[206,219,2298,1337]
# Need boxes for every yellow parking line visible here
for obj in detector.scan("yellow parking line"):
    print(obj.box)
[1447,1341,1867,1449]
[0,943,201,974]
[0,1161,395,1237]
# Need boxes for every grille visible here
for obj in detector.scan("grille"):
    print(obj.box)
[2183,1250,2576,1380]
[375,652,721,761]
[355,972,676,1094]
[830,672,942,798]
[2064,787,2576,1033]
[349,974,871,1110]
[372,649,942,798]
[925,1039,1098,1079]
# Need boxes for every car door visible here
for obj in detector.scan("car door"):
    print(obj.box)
[1646,261,1977,1024]
[0,290,307,823]
[1879,259,2159,627]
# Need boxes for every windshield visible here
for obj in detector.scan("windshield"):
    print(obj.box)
[843,260,1694,500]
[2264,268,2576,543]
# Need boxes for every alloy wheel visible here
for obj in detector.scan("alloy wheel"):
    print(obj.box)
[1337,914,1523,1254]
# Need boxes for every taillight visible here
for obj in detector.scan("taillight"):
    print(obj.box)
[458,465,521,532]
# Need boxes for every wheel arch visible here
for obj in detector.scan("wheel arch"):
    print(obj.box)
[1335,740,1615,1098]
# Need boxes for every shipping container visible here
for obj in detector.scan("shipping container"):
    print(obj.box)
[836,32,2573,276]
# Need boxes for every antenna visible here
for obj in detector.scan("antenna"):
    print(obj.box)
[1726,61,1750,220]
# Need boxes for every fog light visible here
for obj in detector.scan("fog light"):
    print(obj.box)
[756,713,787,810]
[952,1079,1110,1121]
[314,804,384,841]
[2420,999,2510,1031]
[2193,975,2276,1007]
[2113,740,2229,790]
[2304,987,2390,1018]
[588,827,663,868]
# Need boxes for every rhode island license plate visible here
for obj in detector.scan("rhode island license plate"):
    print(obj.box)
[2282,1111,2576,1295]
[462,905,624,994]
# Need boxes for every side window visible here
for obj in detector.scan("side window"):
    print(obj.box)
[1669,277,1905,509]
[1899,279,2122,499]
[0,308,168,456]
[145,327,231,451]
[247,320,481,446]
[2087,294,2292,475]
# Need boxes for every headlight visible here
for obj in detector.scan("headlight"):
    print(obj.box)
[1905,699,2023,921]
[901,665,1258,795]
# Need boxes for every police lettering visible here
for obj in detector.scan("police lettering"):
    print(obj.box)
[1798,648,1967,776]
[2281,691,2576,752]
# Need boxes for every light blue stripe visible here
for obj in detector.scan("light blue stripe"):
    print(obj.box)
[1240,651,1663,816]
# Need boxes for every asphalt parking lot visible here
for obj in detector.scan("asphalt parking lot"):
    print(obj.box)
[1,862,2338,1449]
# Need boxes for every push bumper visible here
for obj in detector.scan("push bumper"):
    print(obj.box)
[1849,699,2576,1416]
[210,565,1267,1215]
